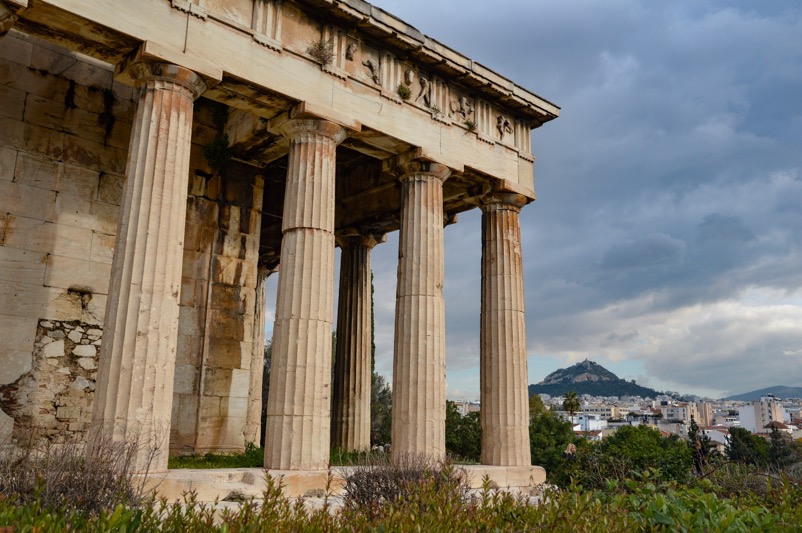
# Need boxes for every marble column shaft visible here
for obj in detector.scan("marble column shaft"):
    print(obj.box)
[480,193,531,466]
[244,266,273,446]
[92,61,207,473]
[392,161,450,459]
[264,119,346,470]
[332,235,378,451]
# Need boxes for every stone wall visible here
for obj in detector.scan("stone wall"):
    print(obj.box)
[0,31,134,444]
[0,31,263,453]
[171,103,264,454]
[0,319,100,442]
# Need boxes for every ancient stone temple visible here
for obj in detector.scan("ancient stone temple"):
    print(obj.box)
[0,0,558,476]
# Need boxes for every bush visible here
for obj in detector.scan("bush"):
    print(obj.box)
[0,431,150,516]
[342,452,468,519]
[3,465,802,531]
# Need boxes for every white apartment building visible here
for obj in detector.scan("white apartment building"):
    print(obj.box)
[739,395,786,433]
[581,404,621,420]
[659,402,698,423]
[452,400,481,416]
[573,414,608,432]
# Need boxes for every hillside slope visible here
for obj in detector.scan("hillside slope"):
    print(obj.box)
[529,359,661,398]
[725,385,802,401]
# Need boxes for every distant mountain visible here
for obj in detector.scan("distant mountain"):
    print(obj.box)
[725,386,802,402]
[529,359,661,399]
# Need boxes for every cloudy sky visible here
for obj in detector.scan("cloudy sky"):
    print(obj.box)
[270,0,802,400]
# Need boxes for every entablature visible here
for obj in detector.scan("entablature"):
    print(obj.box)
[11,0,558,194]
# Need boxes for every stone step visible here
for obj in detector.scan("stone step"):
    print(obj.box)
[146,465,546,504]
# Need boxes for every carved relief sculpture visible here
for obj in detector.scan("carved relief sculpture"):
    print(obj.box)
[497,115,513,139]
[362,56,381,85]
[417,76,431,107]
[345,42,358,61]
[451,96,474,121]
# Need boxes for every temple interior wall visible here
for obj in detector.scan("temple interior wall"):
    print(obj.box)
[0,31,261,454]
[171,103,264,454]
[0,31,132,444]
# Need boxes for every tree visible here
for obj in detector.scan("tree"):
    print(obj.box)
[687,415,711,475]
[529,409,578,486]
[370,371,392,445]
[727,427,769,467]
[599,425,692,484]
[768,425,795,470]
[445,401,481,462]
[563,391,580,422]
[529,393,548,420]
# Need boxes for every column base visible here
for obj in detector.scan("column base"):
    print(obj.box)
[463,465,546,493]
[146,464,547,502]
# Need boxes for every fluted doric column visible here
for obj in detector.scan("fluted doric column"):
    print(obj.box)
[245,264,277,446]
[332,233,381,451]
[0,0,26,36]
[480,193,531,466]
[264,118,346,470]
[92,60,208,473]
[392,161,450,460]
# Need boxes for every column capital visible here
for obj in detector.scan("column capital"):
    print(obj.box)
[396,160,451,183]
[0,0,27,36]
[115,42,222,99]
[257,263,279,280]
[278,118,347,145]
[480,192,528,212]
[118,61,208,99]
[258,252,280,274]
[336,229,386,250]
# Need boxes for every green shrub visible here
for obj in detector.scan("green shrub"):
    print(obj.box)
[4,431,802,531]
[396,83,412,100]
[3,469,802,531]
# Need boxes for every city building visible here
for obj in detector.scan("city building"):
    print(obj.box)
[739,395,786,433]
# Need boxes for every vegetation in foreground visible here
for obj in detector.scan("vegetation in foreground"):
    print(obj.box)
[2,453,802,532]
[4,430,802,532]
[4,389,802,531]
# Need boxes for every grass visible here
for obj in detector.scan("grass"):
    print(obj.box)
[167,442,263,469]
[168,445,397,469]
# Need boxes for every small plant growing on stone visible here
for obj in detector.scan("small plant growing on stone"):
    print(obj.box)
[396,83,412,101]
[203,134,231,172]
[203,101,232,172]
[307,39,334,66]
[465,119,477,132]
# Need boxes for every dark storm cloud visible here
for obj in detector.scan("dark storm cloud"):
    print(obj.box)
[601,234,685,271]
[361,0,802,397]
